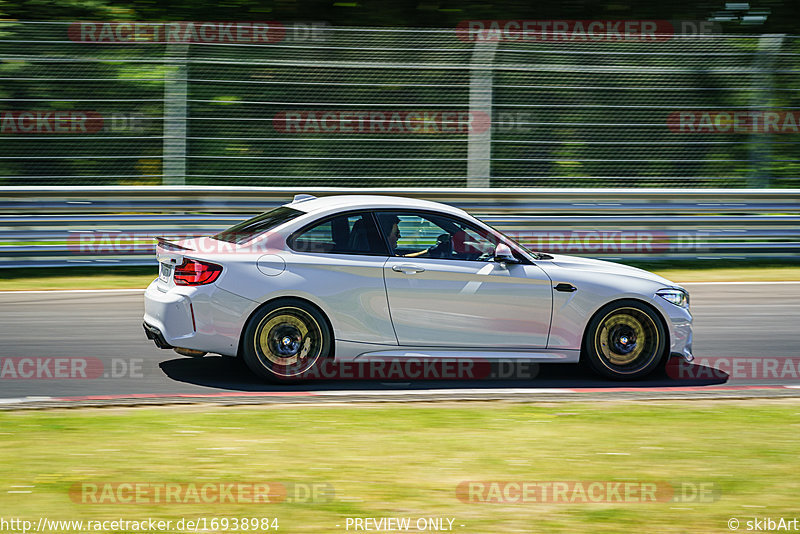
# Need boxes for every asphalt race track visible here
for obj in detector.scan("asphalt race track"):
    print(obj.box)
[1,282,799,407]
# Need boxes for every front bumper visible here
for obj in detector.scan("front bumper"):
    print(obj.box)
[671,346,694,363]
[664,306,693,363]
[677,328,694,362]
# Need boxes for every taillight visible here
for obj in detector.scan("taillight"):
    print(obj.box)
[174,259,222,286]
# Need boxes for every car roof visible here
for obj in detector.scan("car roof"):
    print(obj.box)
[285,195,470,218]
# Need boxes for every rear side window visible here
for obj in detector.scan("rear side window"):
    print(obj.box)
[213,207,303,244]
[289,212,386,255]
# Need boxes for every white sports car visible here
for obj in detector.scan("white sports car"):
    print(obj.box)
[143,194,693,381]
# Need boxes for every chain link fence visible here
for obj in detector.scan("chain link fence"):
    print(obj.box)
[1,21,798,188]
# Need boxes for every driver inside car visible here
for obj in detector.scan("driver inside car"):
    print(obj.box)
[377,214,454,258]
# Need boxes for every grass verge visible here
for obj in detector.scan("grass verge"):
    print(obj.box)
[1,400,799,533]
[0,266,157,291]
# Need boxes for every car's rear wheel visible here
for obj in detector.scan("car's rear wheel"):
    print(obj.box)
[583,300,667,380]
[242,299,331,382]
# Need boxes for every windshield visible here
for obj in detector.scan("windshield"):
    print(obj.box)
[213,206,303,244]
[479,220,550,260]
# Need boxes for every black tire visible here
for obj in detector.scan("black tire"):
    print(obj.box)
[582,300,668,380]
[241,299,331,382]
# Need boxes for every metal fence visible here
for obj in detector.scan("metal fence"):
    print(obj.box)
[1,186,798,268]
[1,22,799,188]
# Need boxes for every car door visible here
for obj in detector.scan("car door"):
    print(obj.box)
[285,211,397,345]
[376,211,553,348]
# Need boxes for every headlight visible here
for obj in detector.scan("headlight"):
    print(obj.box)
[656,288,689,308]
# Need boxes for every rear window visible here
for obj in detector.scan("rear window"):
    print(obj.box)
[213,206,303,244]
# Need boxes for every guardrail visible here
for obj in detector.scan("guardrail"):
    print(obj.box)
[1,186,799,268]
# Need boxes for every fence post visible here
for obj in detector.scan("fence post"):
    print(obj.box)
[163,43,188,186]
[748,34,784,188]
[467,40,497,188]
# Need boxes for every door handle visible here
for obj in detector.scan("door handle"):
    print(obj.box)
[392,264,425,274]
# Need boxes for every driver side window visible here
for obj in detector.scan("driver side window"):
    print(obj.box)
[374,211,499,261]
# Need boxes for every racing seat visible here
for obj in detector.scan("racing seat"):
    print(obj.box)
[330,216,351,252]
[347,218,370,253]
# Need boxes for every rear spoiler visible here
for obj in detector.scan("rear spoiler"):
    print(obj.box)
[156,237,191,265]
[156,237,192,251]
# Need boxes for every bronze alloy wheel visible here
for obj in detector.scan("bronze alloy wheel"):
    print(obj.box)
[584,300,667,380]
[242,300,331,381]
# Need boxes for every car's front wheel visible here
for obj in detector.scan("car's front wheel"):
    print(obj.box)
[583,300,667,380]
[241,299,331,382]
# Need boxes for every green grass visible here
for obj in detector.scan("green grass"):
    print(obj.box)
[626,259,800,282]
[1,401,799,533]
[0,266,157,291]
[1,261,799,290]
[653,266,800,282]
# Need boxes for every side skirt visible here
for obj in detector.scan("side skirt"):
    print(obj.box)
[334,340,580,363]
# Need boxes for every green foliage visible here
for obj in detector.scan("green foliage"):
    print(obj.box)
[0,10,798,188]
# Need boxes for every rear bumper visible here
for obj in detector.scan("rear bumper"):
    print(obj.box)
[143,280,196,346]
[143,322,173,349]
[142,279,257,357]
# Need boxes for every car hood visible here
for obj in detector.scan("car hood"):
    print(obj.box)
[540,254,680,288]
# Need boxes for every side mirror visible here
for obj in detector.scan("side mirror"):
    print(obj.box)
[493,243,519,264]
